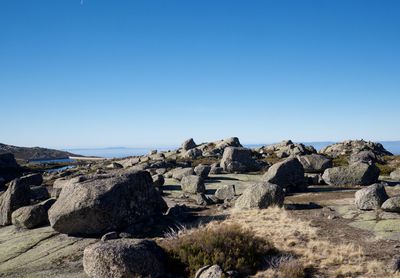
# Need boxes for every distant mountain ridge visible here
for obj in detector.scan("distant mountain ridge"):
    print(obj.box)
[0,143,80,161]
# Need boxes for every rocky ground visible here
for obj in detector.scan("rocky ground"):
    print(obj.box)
[1,138,400,277]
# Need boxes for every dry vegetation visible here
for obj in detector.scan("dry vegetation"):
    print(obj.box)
[161,207,400,277]
[378,155,400,176]
[227,208,400,278]
[160,223,276,277]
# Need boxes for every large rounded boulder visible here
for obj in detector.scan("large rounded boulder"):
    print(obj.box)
[322,162,380,186]
[220,147,257,173]
[381,196,400,213]
[181,175,206,194]
[354,183,388,210]
[83,239,166,278]
[390,168,400,181]
[297,154,332,173]
[12,198,55,229]
[48,170,168,236]
[263,157,306,192]
[235,182,284,209]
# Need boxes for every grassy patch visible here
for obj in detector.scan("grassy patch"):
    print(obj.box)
[332,155,349,167]
[377,163,396,176]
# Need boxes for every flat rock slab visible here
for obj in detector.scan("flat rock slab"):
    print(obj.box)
[0,226,97,277]
[332,204,400,241]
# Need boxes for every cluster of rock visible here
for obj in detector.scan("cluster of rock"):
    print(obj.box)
[320,139,392,159]
[0,138,397,277]
[256,140,316,158]
[0,171,52,228]
[355,183,400,212]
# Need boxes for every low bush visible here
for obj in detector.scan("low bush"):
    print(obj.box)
[160,223,277,276]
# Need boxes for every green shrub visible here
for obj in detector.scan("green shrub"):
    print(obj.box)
[160,223,277,276]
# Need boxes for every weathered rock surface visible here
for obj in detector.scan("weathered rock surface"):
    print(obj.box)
[195,264,223,278]
[194,164,211,178]
[354,184,388,210]
[297,154,332,173]
[220,147,257,173]
[181,175,206,194]
[322,162,380,186]
[258,140,316,158]
[235,182,284,209]
[48,170,167,235]
[182,148,203,159]
[182,138,197,151]
[83,239,166,278]
[53,176,85,189]
[381,196,400,213]
[214,184,236,201]
[390,168,400,180]
[349,150,379,164]
[263,157,306,191]
[0,225,97,278]
[210,164,223,174]
[199,137,243,156]
[172,167,194,181]
[12,198,56,229]
[106,162,123,169]
[0,178,31,226]
[320,140,392,158]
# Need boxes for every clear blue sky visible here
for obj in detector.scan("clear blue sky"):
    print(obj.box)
[1,0,399,148]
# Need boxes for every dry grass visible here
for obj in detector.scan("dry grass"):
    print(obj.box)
[378,155,400,176]
[332,155,349,167]
[223,207,398,277]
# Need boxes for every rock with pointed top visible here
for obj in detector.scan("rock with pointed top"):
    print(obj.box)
[263,157,306,192]
[182,138,197,151]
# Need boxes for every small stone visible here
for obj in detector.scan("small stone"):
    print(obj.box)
[101,231,119,241]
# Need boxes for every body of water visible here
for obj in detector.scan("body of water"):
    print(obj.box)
[63,141,400,159]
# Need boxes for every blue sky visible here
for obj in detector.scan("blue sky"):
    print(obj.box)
[1,0,399,148]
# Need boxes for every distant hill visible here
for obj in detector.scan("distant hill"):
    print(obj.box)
[0,143,81,161]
